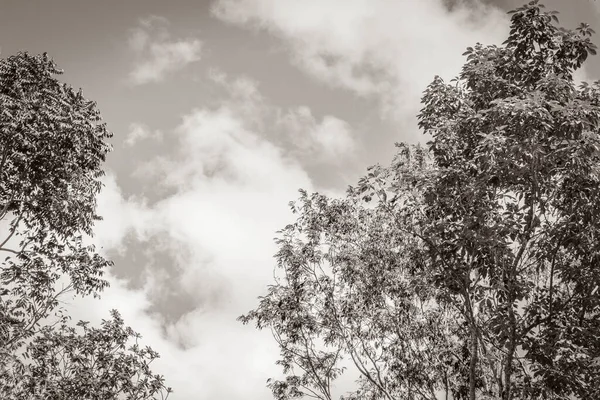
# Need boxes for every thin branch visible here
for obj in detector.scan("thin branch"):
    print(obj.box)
[0,207,24,250]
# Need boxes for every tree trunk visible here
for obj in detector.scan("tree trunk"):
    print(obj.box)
[503,302,517,400]
[468,322,478,400]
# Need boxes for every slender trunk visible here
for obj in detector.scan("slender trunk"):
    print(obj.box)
[497,365,504,398]
[461,282,478,400]
[468,321,478,400]
[503,300,517,400]
[444,370,449,400]
[548,262,555,326]
[503,333,515,400]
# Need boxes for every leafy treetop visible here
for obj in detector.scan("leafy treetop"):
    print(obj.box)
[241,2,600,400]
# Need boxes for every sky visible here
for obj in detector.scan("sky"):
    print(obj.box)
[1,0,600,399]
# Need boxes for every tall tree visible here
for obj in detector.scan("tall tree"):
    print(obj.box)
[0,52,170,399]
[242,2,600,399]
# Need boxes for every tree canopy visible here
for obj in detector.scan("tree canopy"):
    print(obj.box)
[241,2,600,399]
[0,52,170,399]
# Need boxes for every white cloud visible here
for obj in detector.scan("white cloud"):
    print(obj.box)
[145,103,314,312]
[209,69,263,103]
[128,16,202,85]
[208,70,267,127]
[93,174,151,254]
[212,0,509,121]
[83,73,316,399]
[205,69,356,163]
[278,105,355,160]
[124,122,163,146]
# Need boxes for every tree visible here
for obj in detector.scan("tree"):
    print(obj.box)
[0,52,170,399]
[241,2,600,399]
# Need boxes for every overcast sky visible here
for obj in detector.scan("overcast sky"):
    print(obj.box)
[2,0,600,399]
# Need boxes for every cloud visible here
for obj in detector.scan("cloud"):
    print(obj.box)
[83,71,320,399]
[207,69,267,126]
[93,174,151,254]
[212,0,509,121]
[205,69,356,163]
[277,106,355,160]
[128,16,202,85]
[124,122,163,146]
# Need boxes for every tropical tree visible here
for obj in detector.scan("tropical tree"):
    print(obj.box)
[0,52,170,399]
[241,2,600,399]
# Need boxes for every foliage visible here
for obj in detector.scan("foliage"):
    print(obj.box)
[241,2,600,399]
[2,310,170,400]
[0,52,170,399]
